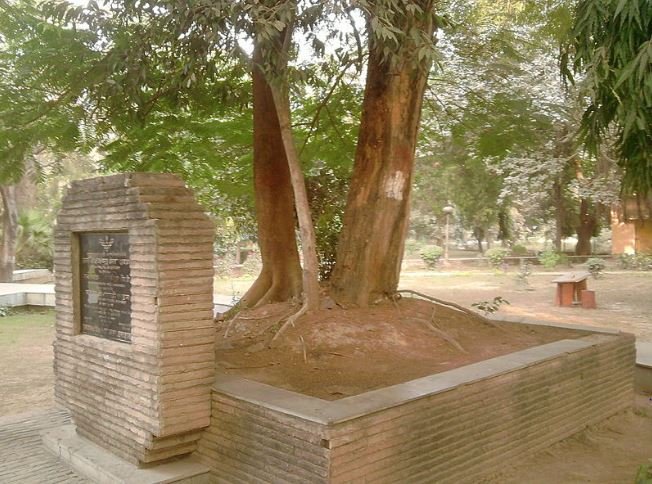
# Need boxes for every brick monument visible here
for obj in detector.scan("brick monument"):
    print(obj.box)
[53,173,215,465]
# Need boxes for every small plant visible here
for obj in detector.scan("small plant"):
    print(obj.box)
[516,261,532,288]
[0,306,10,317]
[420,245,444,269]
[485,247,510,269]
[586,257,606,278]
[472,296,510,315]
[538,249,561,269]
[635,460,652,484]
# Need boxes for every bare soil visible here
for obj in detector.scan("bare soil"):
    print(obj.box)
[216,296,582,399]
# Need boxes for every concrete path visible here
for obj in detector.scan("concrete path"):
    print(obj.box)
[0,408,87,483]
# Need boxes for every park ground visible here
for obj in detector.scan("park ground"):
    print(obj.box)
[0,268,651,482]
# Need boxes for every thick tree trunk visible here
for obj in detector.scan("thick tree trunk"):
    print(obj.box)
[239,45,302,308]
[575,198,596,256]
[0,185,18,282]
[331,13,434,307]
[573,155,596,257]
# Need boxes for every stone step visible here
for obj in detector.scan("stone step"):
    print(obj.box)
[42,425,211,484]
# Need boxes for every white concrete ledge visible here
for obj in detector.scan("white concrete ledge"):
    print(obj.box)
[0,283,55,307]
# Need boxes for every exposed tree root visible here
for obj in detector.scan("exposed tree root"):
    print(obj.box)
[395,289,505,330]
[269,302,309,346]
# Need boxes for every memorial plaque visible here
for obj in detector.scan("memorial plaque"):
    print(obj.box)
[79,232,131,343]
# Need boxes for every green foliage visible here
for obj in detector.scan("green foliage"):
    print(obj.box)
[419,245,444,269]
[404,239,424,257]
[15,210,53,269]
[635,460,652,484]
[511,244,528,256]
[586,257,606,278]
[619,253,652,271]
[0,306,9,317]
[564,0,652,195]
[485,247,510,268]
[472,296,510,315]
[306,165,349,281]
[538,249,562,269]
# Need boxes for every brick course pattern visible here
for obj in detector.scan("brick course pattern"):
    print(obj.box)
[53,173,215,465]
[197,332,635,483]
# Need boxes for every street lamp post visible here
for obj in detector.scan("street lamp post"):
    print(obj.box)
[442,204,454,263]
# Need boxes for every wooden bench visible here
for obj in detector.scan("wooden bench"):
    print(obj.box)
[552,272,590,307]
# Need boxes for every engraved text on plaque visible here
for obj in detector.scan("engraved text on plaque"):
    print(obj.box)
[79,232,131,342]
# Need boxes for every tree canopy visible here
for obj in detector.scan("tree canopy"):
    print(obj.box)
[564,0,652,195]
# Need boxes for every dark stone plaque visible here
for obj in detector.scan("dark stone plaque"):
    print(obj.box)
[79,232,131,343]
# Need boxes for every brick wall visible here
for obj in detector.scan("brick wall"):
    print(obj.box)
[200,332,634,483]
[54,173,215,465]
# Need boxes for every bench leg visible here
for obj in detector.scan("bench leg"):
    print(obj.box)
[556,283,575,307]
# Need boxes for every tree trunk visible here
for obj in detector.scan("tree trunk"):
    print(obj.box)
[0,185,18,282]
[269,83,321,311]
[473,227,485,253]
[573,153,596,257]
[239,43,302,308]
[331,11,435,307]
[575,198,596,256]
[552,178,564,252]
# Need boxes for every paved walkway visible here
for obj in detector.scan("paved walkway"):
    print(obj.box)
[0,408,87,483]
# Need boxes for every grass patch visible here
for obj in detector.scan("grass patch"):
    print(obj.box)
[0,307,55,346]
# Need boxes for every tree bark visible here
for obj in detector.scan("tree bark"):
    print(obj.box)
[239,43,302,308]
[0,185,18,282]
[331,9,435,307]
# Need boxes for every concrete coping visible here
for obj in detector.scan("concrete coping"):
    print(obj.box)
[636,341,652,369]
[42,425,210,484]
[214,328,623,426]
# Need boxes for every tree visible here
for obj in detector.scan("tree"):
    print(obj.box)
[330,0,440,306]
[564,0,652,195]
[0,0,90,280]
[8,0,442,309]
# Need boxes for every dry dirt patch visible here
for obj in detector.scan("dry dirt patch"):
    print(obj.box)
[216,297,582,399]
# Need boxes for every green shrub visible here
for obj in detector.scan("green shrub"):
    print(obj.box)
[618,253,652,271]
[485,247,510,268]
[511,244,528,256]
[538,249,562,269]
[420,245,444,268]
[586,257,606,278]
[404,239,424,257]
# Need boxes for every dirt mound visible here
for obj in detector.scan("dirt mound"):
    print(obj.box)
[215,296,581,400]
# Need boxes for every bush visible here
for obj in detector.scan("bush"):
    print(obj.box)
[485,247,510,268]
[538,249,562,269]
[420,245,444,268]
[619,253,652,270]
[511,244,528,256]
[586,257,606,278]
